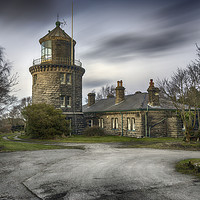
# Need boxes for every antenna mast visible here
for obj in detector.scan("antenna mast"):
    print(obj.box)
[71,0,73,65]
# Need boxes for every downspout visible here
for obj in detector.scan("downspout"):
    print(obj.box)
[145,105,148,137]
[121,112,123,136]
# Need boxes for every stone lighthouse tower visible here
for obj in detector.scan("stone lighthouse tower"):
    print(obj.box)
[29,21,85,134]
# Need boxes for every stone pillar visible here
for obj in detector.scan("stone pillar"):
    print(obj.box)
[115,80,125,104]
[147,79,160,106]
[88,93,95,106]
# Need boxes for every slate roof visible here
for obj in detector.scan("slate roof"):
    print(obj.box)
[83,92,176,113]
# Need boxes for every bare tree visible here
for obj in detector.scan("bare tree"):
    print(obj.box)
[0,47,18,115]
[8,97,32,125]
[96,84,115,100]
[158,46,200,141]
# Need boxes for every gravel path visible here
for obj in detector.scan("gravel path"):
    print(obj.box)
[0,143,200,200]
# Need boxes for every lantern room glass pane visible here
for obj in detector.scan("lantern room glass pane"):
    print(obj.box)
[41,40,52,62]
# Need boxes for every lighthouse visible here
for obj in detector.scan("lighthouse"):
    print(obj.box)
[29,21,85,134]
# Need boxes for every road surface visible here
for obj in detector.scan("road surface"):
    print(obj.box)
[0,143,200,200]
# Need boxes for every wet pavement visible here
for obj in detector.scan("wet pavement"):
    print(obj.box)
[0,143,200,200]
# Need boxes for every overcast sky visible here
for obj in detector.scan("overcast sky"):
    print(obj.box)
[0,0,200,103]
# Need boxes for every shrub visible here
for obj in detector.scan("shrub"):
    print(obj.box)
[83,126,106,136]
[22,103,70,139]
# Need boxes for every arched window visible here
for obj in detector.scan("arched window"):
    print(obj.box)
[111,118,118,129]
[89,119,93,127]
[132,118,135,131]
[127,117,135,131]
[99,118,104,128]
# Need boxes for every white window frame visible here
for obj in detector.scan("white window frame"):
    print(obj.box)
[99,118,104,128]
[132,118,135,131]
[101,118,104,128]
[127,118,131,130]
[66,96,71,108]
[60,96,65,107]
[115,118,119,129]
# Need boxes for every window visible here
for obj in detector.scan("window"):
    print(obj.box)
[101,118,104,128]
[66,96,71,108]
[99,118,104,128]
[89,119,93,127]
[33,74,37,85]
[115,118,118,129]
[60,73,65,84]
[60,96,65,107]
[111,118,114,129]
[127,118,131,130]
[127,117,135,131]
[66,73,72,84]
[132,118,135,131]
[41,40,52,62]
[111,118,118,129]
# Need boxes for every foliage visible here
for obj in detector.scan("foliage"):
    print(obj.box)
[0,97,31,133]
[22,103,70,139]
[83,126,106,136]
[158,45,200,141]
[0,47,18,115]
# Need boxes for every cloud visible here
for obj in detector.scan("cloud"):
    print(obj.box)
[82,28,195,62]
[83,78,111,89]
[156,0,200,27]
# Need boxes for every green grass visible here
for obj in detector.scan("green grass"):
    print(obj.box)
[176,159,200,178]
[7,133,200,151]
[0,133,84,152]
[18,134,200,150]
[19,134,182,143]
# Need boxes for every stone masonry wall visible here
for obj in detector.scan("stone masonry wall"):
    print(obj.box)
[84,111,143,137]
[84,110,183,138]
[30,64,85,134]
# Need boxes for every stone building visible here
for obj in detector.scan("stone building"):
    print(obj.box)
[29,21,85,134]
[83,79,184,138]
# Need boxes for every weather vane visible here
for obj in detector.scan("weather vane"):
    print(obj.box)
[56,14,67,28]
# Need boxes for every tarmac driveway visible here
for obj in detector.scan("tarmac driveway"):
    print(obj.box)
[0,143,200,200]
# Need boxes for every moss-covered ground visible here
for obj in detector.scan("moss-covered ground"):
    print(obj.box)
[176,159,200,179]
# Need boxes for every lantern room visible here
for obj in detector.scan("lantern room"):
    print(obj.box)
[33,21,79,66]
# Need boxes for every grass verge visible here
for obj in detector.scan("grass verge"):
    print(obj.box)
[18,134,200,151]
[0,133,84,152]
[176,159,200,179]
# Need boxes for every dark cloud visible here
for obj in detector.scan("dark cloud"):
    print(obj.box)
[82,28,195,62]
[156,0,200,27]
[83,78,110,89]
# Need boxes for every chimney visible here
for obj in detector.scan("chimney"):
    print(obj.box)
[147,79,160,106]
[115,80,125,104]
[88,93,95,106]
